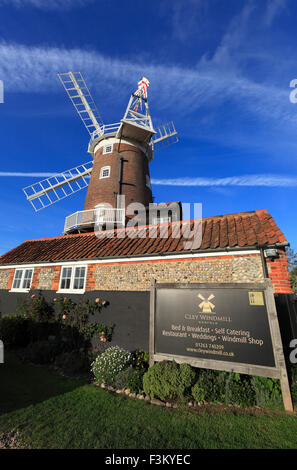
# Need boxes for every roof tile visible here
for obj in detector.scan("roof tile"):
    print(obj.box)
[0,210,288,265]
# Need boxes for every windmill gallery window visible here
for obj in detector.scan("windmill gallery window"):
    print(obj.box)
[103,144,113,154]
[11,268,34,291]
[100,166,111,179]
[58,266,87,293]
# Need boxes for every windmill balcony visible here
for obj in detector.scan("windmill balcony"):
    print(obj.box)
[63,208,125,234]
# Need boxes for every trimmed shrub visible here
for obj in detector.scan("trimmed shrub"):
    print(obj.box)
[126,369,145,394]
[143,361,195,401]
[91,346,132,385]
[113,366,135,390]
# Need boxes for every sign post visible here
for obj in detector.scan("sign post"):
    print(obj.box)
[149,279,293,412]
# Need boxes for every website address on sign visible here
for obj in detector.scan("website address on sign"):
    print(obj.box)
[186,347,234,357]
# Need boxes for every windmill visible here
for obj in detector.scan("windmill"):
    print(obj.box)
[23,72,179,234]
[198,294,215,313]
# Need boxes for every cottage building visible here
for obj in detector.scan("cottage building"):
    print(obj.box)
[0,209,292,351]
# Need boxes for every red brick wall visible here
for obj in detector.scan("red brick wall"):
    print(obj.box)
[6,269,15,290]
[52,266,61,291]
[266,248,293,294]
[83,142,153,211]
[85,264,96,291]
[31,267,40,289]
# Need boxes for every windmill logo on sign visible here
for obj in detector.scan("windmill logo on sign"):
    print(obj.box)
[198,294,215,313]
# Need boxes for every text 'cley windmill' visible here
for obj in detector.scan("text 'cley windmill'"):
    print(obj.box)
[23,73,179,234]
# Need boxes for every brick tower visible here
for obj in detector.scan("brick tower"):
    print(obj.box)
[84,136,153,213]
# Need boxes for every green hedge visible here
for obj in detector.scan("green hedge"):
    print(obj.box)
[141,360,296,409]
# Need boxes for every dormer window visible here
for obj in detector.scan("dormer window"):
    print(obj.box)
[100,166,111,179]
[103,144,113,154]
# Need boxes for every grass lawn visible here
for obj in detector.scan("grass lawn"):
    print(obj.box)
[0,353,296,449]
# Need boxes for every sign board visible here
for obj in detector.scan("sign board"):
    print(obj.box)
[149,280,293,412]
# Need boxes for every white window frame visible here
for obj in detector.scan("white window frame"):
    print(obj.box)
[10,268,34,292]
[57,265,87,294]
[100,166,111,179]
[103,144,113,155]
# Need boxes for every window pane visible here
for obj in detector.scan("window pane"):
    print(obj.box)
[12,270,23,289]
[61,278,71,289]
[22,269,33,289]
[73,267,86,290]
[60,267,72,290]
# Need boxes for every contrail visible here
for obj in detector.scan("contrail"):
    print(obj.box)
[0,172,59,177]
[151,175,297,187]
[0,172,91,178]
[1,172,296,187]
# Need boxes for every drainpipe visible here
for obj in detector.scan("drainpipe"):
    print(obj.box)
[260,247,269,279]
[118,157,124,198]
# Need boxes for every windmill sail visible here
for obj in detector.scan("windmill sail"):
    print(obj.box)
[150,121,178,151]
[58,72,104,139]
[23,161,93,211]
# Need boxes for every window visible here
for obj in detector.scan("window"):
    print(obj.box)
[103,144,113,154]
[58,266,87,293]
[100,166,110,179]
[11,268,34,291]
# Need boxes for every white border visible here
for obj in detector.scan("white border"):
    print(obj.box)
[57,265,87,294]
[0,250,261,270]
[103,143,113,155]
[9,267,34,292]
[99,166,111,179]
[93,137,151,160]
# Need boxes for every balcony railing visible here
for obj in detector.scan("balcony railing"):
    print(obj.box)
[64,208,125,233]
[88,122,121,152]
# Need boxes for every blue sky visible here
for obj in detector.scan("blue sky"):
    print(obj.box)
[0,0,297,255]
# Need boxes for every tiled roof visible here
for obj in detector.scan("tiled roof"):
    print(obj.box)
[0,210,288,265]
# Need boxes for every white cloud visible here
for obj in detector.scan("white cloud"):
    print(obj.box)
[0,0,94,10]
[151,174,297,187]
[1,171,296,188]
[265,0,287,26]
[0,41,295,129]
[170,0,208,42]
